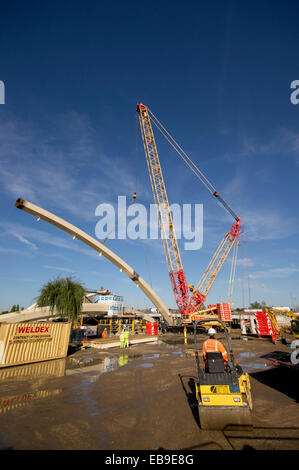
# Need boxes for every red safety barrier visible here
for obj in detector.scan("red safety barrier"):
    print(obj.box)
[146,321,159,335]
[216,303,232,322]
[255,311,278,343]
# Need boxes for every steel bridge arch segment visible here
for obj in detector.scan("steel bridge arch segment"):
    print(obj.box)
[15,198,173,325]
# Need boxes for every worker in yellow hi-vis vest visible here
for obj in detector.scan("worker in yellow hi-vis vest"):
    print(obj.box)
[184,327,187,344]
[120,329,125,348]
[124,327,130,348]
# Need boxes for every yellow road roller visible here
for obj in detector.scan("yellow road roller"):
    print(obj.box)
[193,319,253,430]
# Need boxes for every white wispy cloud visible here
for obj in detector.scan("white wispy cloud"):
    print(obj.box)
[285,248,299,255]
[210,170,299,242]
[0,221,101,259]
[9,231,37,250]
[41,265,76,273]
[211,126,299,167]
[250,267,299,279]
[0,112,135,222]
[241,209,299,241]
[259,128,299,160]
[0,247,34,257]
[237,257,254,267]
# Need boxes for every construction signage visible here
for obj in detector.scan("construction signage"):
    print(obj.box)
[9,325,52,345]
[0,322,72,368]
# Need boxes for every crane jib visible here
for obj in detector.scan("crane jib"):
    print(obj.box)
[213,192,240,222]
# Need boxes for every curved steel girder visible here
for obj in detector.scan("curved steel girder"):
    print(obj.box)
[15,198,173,325]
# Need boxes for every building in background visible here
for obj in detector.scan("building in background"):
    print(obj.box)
[88,288,124,316]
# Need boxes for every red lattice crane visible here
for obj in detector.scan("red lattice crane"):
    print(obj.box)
[136,103,243,322]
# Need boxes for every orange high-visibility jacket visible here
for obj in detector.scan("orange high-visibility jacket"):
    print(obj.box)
[202,338,228,362]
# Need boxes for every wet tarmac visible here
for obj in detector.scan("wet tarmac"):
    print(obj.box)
[0,331,298,450]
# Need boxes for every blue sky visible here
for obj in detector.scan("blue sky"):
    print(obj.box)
[0,1,299,311]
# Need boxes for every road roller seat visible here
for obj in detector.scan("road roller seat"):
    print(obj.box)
[205,352,225,373]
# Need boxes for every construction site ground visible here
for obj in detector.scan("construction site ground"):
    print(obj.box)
[0,329,298,451]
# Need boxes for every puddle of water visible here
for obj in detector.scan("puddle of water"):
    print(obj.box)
[162,339,185,346]
[0,347,162,412]
[237,351,273,373]
[241,362,271,372]
[0,359,67,414]
[237,359,272,373]
[0,350,159,414]
[67,354,131,373]
[239,352,257,358]
[0,359,67,384]
[142,354,160,360]
[172,350,183,357]
[138,363,154,368]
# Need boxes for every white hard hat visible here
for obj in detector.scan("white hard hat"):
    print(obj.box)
[208,328,216,336]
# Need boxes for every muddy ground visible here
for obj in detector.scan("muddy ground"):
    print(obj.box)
[0,330,298,451]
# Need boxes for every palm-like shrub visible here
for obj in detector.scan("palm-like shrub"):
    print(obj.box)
[37,277,85,324]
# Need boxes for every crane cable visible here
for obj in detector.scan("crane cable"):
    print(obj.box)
[148,108,216,195]
[244,240,252,306]
[135,112,139,194]
[240,242,246,309]
[147,106,245,306]
[148,107,240,222]
[227,238,239,304]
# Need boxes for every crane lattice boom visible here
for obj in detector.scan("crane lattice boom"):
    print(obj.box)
[136,103,242,319]
[186,220,242,320]
[137,103,190,313]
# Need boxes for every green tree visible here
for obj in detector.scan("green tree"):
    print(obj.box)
[250,300,267,309]
[37,277,85,325]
